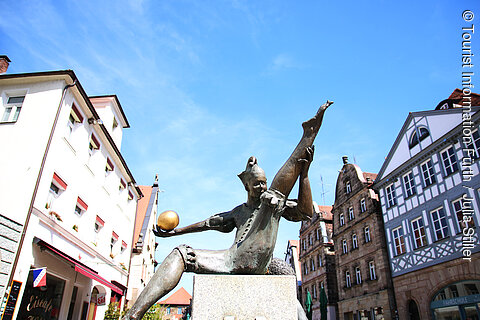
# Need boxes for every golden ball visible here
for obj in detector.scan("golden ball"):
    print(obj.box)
[157,210,179,231]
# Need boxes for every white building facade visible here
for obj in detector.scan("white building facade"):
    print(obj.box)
[374,103,480,319]
[126,178,159,308]
[0,69,142,320]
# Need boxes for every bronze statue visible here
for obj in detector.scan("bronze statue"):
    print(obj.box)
[122,101,333,320]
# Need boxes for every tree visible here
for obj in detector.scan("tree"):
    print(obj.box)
[104,302,121,320]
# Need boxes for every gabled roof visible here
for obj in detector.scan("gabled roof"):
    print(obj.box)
[158,287,191,306]
[89,95,130,128]
[375,106,480,185]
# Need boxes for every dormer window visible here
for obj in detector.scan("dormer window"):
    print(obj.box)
[409,127,430,148]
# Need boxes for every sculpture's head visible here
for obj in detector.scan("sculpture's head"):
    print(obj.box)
[238,156,267,199]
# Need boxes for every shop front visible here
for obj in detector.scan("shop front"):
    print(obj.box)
[14,239,125,319]
[431,280,480,320]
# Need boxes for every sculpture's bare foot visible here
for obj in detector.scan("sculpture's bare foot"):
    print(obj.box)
[301,100,333,134]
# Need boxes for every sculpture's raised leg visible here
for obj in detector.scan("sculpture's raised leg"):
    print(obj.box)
[122,250,184,320]
[270,100,333,198]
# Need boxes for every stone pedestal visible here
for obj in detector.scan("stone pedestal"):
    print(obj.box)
[191,274,298,320]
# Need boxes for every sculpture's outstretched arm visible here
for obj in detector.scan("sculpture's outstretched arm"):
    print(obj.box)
[154,210,236,237]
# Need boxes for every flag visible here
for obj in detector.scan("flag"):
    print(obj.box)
[33,268,46,287]
[320,287,328,320]
[305,290,313,320]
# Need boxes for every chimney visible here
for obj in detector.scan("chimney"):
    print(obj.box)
[342,156,349,164]
[0,56,11,74]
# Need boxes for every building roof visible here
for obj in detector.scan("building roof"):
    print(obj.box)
[435,88,480,109]
[0,70,143,198]
[158,287,191,306]
[363,172,377,181]
[133,185,153,245]
[317,205,333,220]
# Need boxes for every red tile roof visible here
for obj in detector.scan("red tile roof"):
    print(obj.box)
[158,287,192,306]
[363,172,377,182]
[448,88,480,106]
[133,185,153,245]
[317,205,333,220]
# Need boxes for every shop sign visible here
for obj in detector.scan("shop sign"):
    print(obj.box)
[96,293,106,306]
[1,280,22,320]
[431,294,480,308]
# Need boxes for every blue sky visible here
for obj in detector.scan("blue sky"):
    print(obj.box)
[1,0,477,297]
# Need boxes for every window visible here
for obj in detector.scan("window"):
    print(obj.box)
[313,284,317,299]
[342,239,348,254]
[403,171,416,198]
[392,227,406,255]
[128,190,134,201]
[317,254,322,267]
[364,226,371,243]
[345,271,351,288]
[302,239,307,251]
[75,197,88,216]
[315,228,320,241]
[67,104,83,137]
[421,159,436,187]
[441,146,459,176]
[385,184,396,208]
[355,267,362,284]
[431,207,449,240]
[339,213,345,226]
[411,217,427,248]
[369,261,376,280]
[119,179,126,191]
[113,117,118,130]
[111,231,119,247]
[310,258,315,272]
[360,198,366,213]
[105,158,114,174]
[352,234,358,249]
[409,127,430,148]
[348,207,355,220]
[309,233,313,246]
[465,130,480,159]
[94,215,104,233]
[1,95,25,123]
[89,134,100,157]
[320,281,324,289]
[46,173,67,209]
[346,181,351,194]
[121,241,127,253]
[452,198,475,231]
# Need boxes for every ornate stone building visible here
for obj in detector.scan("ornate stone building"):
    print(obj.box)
[374,91,480,319]
[299,204,338,320]
[332,157,396,319]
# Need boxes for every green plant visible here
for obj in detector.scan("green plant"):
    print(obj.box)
[143,304,167,320]
[104,302,121,320]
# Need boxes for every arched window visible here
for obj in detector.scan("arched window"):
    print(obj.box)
[431,280,480,318]
[409,127,430,148]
